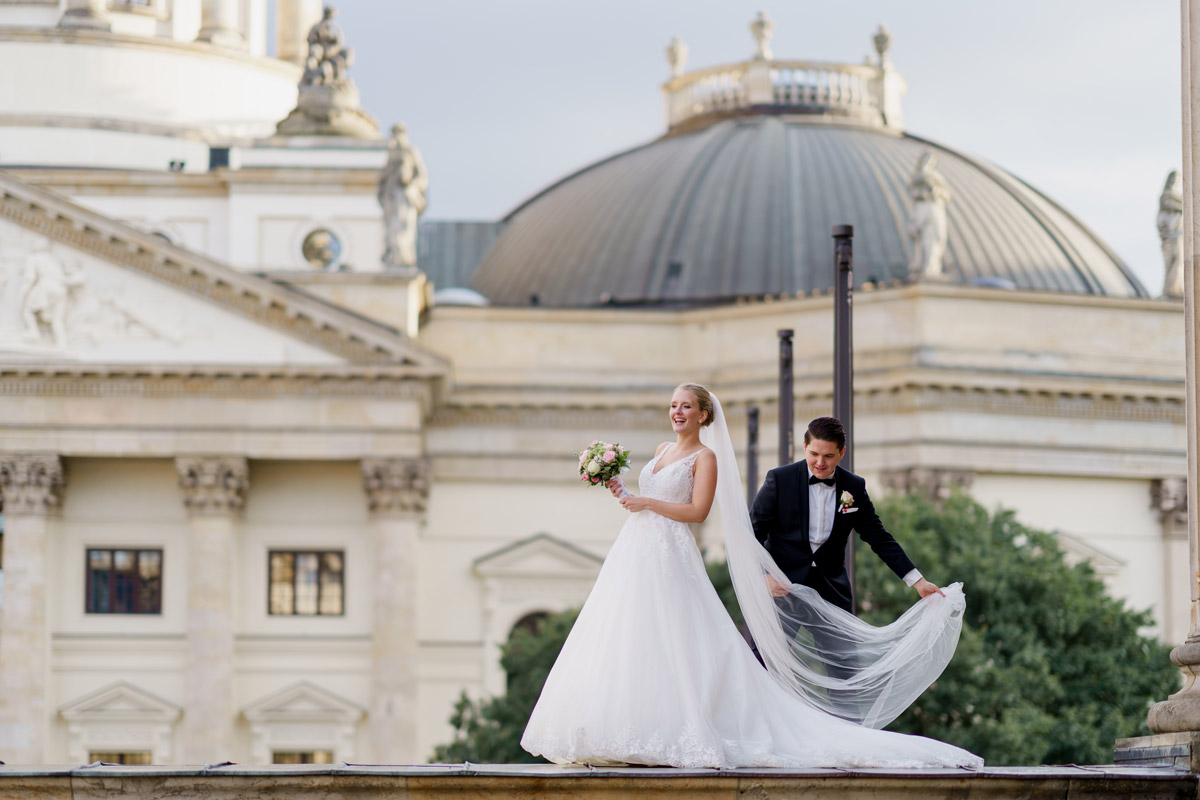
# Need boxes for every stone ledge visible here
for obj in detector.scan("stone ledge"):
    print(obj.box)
[1116,732,1200,772]
[0,764,1195,800]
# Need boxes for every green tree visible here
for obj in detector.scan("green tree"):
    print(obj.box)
[850,492,1178,765]
[430,608,578,763]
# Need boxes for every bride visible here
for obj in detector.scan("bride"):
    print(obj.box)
[521,383,982,769]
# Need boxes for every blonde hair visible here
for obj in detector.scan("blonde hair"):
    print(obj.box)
[675,382,715,427]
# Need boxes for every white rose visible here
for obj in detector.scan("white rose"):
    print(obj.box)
[587,460,602,475]
[840,491,854,506]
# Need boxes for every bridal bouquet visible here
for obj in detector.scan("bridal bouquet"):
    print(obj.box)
[578,440,632,494]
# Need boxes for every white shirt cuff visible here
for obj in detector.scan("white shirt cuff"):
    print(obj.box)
[902,569,922,587]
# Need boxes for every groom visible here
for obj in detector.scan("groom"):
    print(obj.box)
[750,416,943,613]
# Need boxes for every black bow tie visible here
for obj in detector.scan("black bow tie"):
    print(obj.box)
[808,475,835,487]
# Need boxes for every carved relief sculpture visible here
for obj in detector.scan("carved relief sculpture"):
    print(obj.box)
[907,150,952,280]
[1159,170,1184,298]
[378,124,429,270]
[275,7,379,139]
[20,250,83,348]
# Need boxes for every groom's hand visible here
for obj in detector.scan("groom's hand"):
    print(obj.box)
[914,578,945,599]
[765,575,790,598]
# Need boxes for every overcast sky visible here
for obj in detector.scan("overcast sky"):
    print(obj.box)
[333,1,1180,293]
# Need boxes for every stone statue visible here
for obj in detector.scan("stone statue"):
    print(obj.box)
[873,25,893,66]
[302,7,353,89]
[666,36,688,78]
[275,5,379,139]
[20,249,83,348]
[750,11,774,60]
[1159,170,1184,298]
[378,124,429,269]
[906,150,952,280]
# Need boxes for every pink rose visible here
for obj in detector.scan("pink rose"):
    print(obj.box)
[591,477,600,483]
[603,450,617,463]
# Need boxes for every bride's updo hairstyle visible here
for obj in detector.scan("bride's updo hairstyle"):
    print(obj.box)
[675,382,715,427]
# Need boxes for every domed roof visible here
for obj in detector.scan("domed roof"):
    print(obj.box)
[469,116,1146,307]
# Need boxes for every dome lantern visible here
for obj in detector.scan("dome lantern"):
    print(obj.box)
[662,15,907,134]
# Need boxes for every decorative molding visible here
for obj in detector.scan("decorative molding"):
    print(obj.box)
[0,453,64,515]
[0,172,449,373]
[59,681,180,765]
[0,367,437,402]
[241,681,363,766]
[361,458,429,515]
[431,381,1186,429]
[1152,478,1188,531]
[175,456,248,515]
[879,467,974,501]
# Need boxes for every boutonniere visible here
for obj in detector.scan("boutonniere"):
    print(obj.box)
[839,490,856,513]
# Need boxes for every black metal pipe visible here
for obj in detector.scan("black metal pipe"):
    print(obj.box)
[777,329,794,466]
[831,224,855,612]
[746,406,760,508]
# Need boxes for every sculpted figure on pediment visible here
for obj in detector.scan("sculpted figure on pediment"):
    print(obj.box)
[3,242,184,353]
[20,249,84,348]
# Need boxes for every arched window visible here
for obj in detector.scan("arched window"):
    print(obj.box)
[510,611,549,638]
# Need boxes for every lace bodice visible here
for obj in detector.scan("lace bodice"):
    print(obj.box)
[638,444,700,504]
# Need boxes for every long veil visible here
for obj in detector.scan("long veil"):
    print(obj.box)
[701,394,966,729]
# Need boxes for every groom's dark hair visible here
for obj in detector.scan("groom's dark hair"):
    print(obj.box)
[804,417,846,450]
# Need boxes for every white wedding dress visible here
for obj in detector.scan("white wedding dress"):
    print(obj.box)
[521,444,983,769]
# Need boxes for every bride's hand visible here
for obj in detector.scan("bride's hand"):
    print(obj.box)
[606,479,625,498]
[619,494,652,513]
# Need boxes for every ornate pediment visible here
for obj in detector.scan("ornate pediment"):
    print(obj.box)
[241,681,363,724]
[473,532,604,580]
[0,171,447,375]
[1054,531,1125,579]
[59,681,180,723]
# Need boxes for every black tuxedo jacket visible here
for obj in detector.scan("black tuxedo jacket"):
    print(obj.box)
[749,463,915,612]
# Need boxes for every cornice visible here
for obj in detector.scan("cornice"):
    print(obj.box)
[0,171,449,377]
[0,364,437,402]
[0,27,301,76]
[430,380,1185,428]
[428,280,1184,325]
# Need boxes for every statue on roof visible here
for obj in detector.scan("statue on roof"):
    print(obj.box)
[906,150,952,280]
[1159,170,1184,298]
[666,37,688,78]
[275,6,379,139]
[750,11,774,60]
[378,124,429,270]
[302,7,353,89]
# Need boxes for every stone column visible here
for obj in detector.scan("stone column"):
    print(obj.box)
[276,0,322,64]
[176,457,247,764]
[361,458,427,764]
[1154,479,1190,645]
[59,0,111,31]
[0,455,63,764]
[1118,0,1200,768]
[195,0,245,49]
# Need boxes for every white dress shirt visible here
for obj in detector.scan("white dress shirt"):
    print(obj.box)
[805,465,922,587]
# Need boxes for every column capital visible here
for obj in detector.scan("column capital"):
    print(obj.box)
[175,457,248,516]
[879,467,974,502]
[1152,477,1189,530]
[0,454,65,516]
[362,458,430,516]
